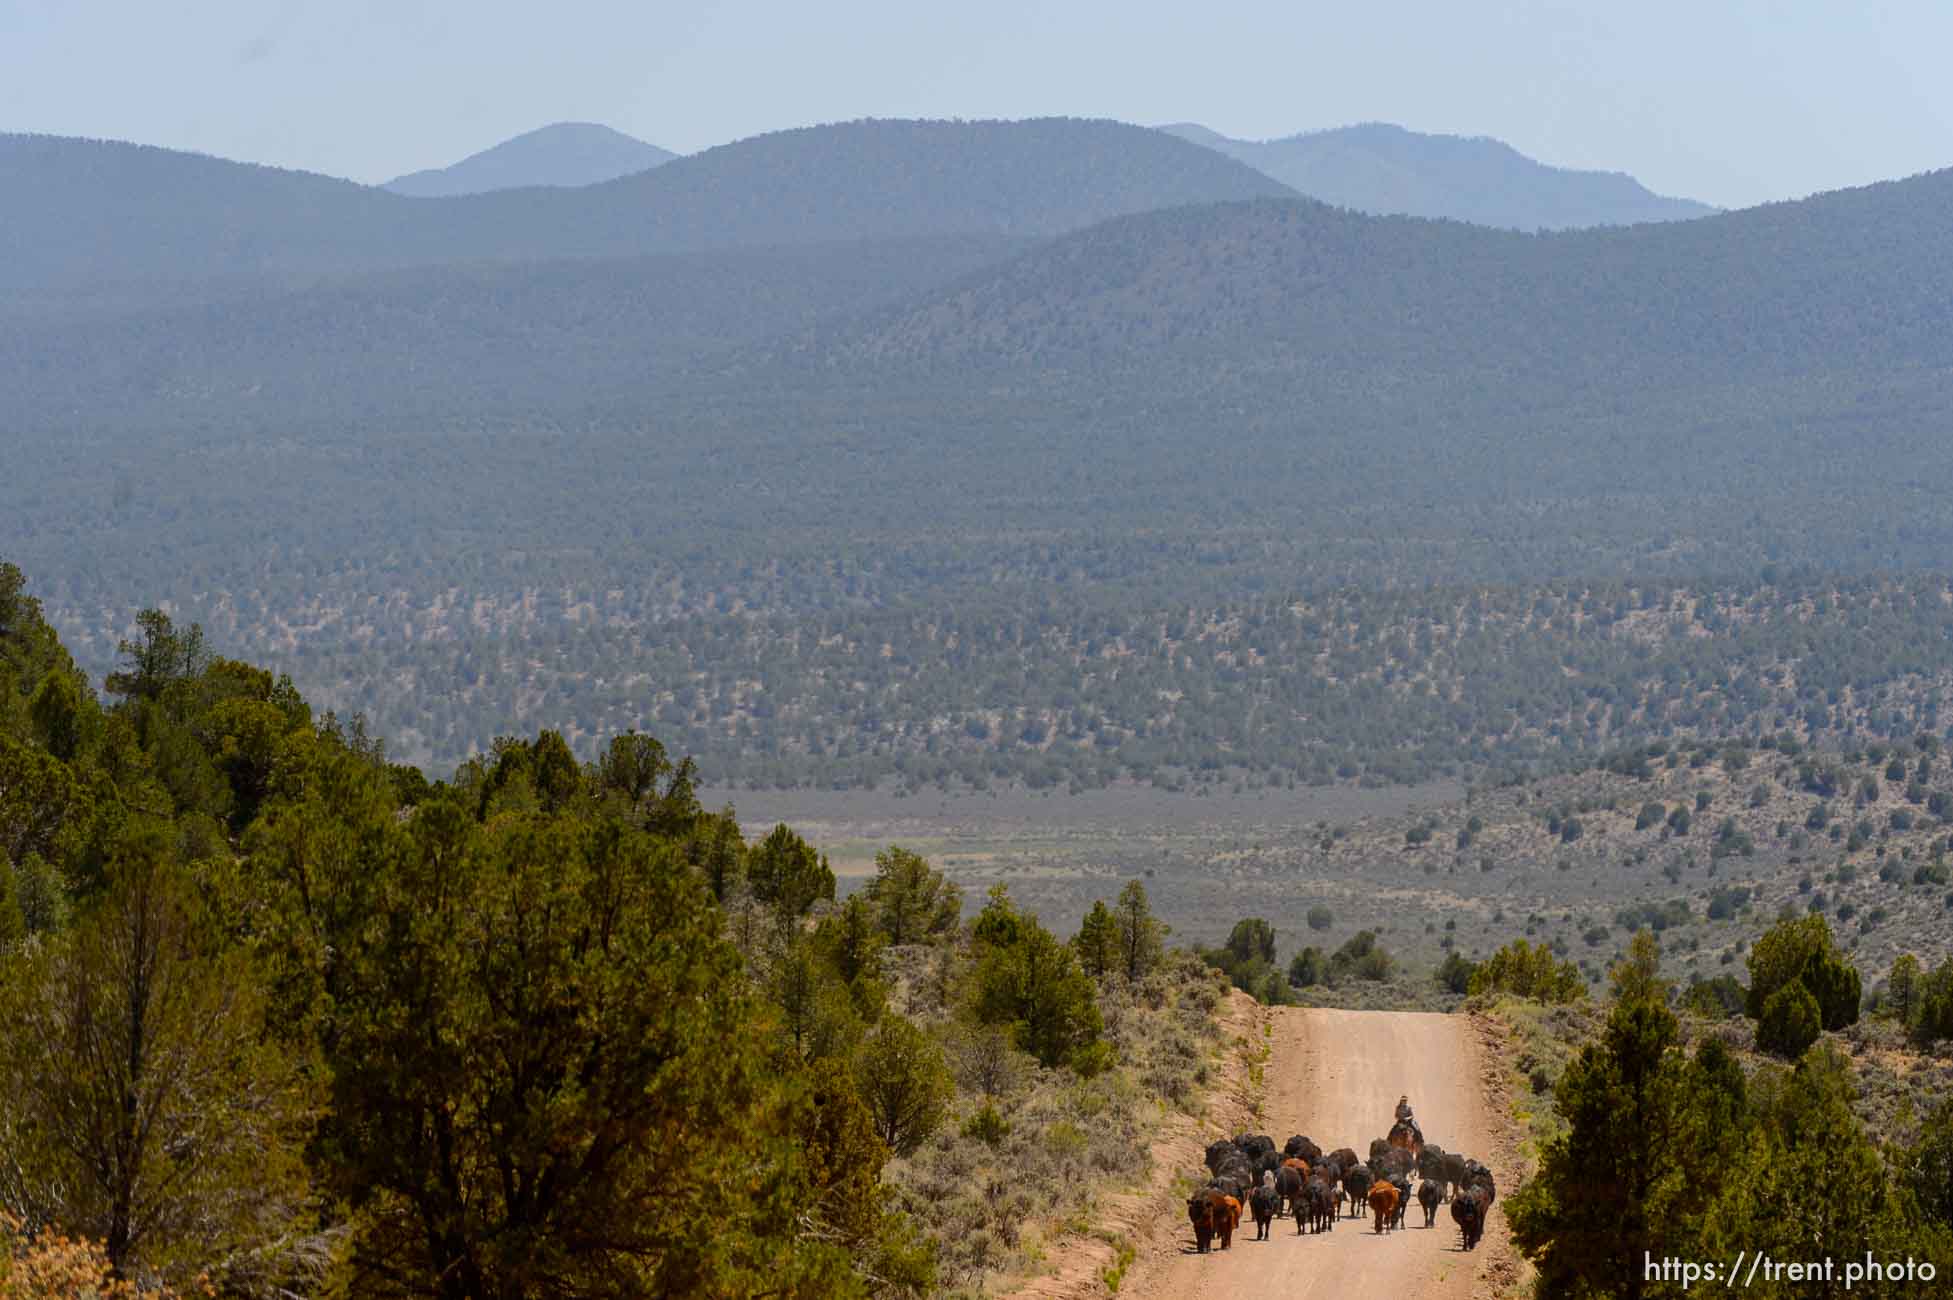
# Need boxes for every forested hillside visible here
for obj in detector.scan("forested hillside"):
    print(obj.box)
[0,558,1222,1297]
[1159,121,1714,229]
[9,130,1953,785]
[0,234,1032,429]
[100,574,1953,787]
[817,184,1953,377]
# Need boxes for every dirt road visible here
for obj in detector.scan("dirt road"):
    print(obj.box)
[1119,1006,1513,1300]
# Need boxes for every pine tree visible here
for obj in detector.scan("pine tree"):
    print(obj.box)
[1508,933,1693,1300]
[1746,914,1860,1030]
[1074,899,1118,981]
[1699,1047,1913,1300]
[973,910,1102,1068]
[0,831,312,1284]
[1114,880,1165,981]
[1887,952,1923,1027]
[748,823,837,920]
[863,846,961,946]
[854,1013,954,1156]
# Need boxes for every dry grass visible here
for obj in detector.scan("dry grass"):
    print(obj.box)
[884,952,1231,1296]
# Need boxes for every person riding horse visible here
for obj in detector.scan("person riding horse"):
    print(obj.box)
[1392,1096,1423,1147]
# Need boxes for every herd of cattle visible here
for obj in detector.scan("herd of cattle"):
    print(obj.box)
[1187,1131,1496,1256]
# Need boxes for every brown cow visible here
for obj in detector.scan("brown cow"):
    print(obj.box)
[1188,1194,1219,1253]
[1368,1181,1401,1234]
[1189,1187,1236,1253]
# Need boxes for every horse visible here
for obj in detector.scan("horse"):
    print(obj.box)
[1387,1119,1424,1162]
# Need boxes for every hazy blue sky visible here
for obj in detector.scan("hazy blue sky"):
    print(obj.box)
[4,1,1950,209]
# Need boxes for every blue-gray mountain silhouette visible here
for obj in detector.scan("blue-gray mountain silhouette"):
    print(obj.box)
[0,118,1296,293]
[383,122,676,197]
[1158,121,1713,230]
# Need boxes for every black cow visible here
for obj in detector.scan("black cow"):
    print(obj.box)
[1249,1184,1279,1240]
[1189,1192,1221,1253]
[1417,1178,1444,1227]
[1451,1186,1488,1251]
[1440,1150,1470,1200]
[1341,1165,1373,1218]
[1211,1169,1252,1205]
[1276,1164,1306,1216]
[1373,1146,1416,1183]
[1301,1177,1336,1233]
[1235,1133,1277,1160]
[1389,1176,1412,1230]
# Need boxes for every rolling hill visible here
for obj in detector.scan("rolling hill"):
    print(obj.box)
[1159,121,1714,229]
[813,171,1952,381]
[0,119,1295,295]
[383,122,676,196]
[10,161,1953,481]
[11,138,1953,781]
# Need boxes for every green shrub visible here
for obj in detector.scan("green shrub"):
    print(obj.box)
[1757,982,1822,1058]
[962,1103,1011,1147]
[1469,939,1584,1003]
[1745,913,1861,1031]
[1437,951,1477,994]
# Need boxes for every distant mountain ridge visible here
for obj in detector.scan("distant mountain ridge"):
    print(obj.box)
[12,161,1953,474]
[383,122,676,197]
[1158,121,1715,230]
[812,169,1952,385]
[0,119,1296,294]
